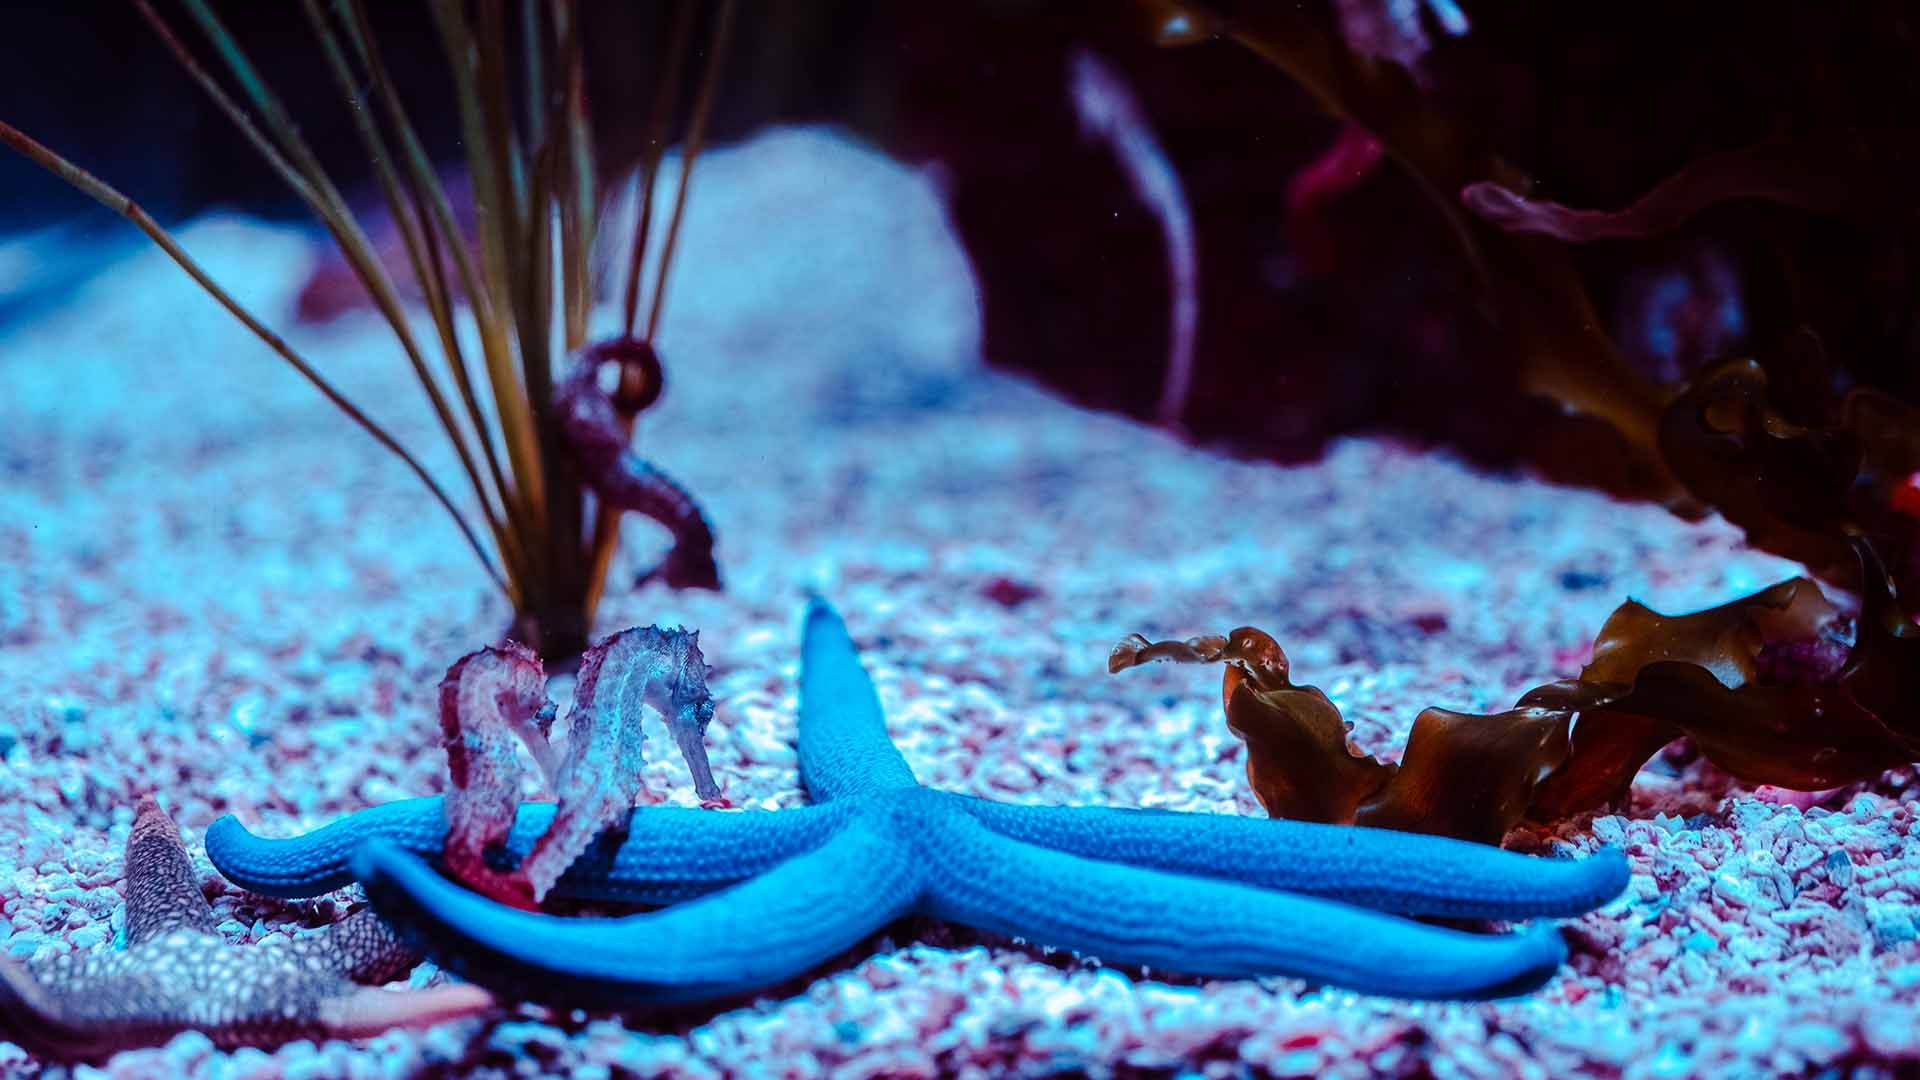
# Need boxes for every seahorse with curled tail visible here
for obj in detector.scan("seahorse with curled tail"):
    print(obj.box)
[554,336,719,591]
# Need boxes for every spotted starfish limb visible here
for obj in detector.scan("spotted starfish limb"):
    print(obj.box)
[0,798,493,1061]
[210,599,1630,1004]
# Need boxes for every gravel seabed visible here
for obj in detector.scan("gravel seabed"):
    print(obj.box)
[1,127,1917,1079]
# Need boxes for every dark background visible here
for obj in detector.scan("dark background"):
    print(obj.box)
[4,2,1914,478]
[0,2,897,229]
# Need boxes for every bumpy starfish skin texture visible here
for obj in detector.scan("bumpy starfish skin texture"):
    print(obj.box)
[209,599,1631,1005]
[0,798,493,1061]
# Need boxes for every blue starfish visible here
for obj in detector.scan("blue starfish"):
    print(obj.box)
[208,598,1630,1004]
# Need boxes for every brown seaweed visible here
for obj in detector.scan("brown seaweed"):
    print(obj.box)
[1143,1,1919,608]
[1115,1,1920,843]
[1113,540,1919,845]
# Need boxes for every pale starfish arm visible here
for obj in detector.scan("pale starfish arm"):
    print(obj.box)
[207,797,846,903]
[1,928,490,1060]
[125,796,218,945]
[317,983,495,1040]
[352,817,922,1005]
[926,815,1572,999]
[295,910,497,1035]
[799,596,919,800]
[959,798,1630,919]
[0,953,219,1060]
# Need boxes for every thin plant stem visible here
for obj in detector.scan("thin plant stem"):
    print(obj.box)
[425,0,561,618]
[468,0,557,572]
[587,0,733,616]
[298,0,532,584]
[475,0,529,228]
[346,0,547,535]
[0,121,509,596]
[621,0,699,339]
[521,0,546,154]
[129,0,321,211]
[644,0,737,343]
[553,0,594,351]
[440,0,591,639]
[426,0,519,338]
[526,139,557,450]
[175,0,516,549]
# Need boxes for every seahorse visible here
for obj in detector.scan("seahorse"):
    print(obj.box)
[554,336,719,590]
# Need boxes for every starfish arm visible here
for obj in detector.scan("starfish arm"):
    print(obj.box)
[925,815,1572,1000]
[207,797,846,904]
[958,798,1630,919]
[351,817,922,1005]
[2,801,499,1063]
[285,911,501,1043]
[316,982,496,1040]
[0,949,183,1053]
[206,798,456,898]
[799,596,920,800]
[0,923,496,1061]
[124,796,218,945]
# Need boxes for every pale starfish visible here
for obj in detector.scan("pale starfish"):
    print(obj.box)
[208,598,1631,1005]
[0,797,492,1061]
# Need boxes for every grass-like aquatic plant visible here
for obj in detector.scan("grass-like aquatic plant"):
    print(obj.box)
[1,0,736,659]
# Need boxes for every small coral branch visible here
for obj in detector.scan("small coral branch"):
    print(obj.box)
[1114,539,1920,845]
[437,625,721,907]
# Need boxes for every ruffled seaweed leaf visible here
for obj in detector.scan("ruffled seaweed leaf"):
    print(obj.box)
[1658,355,1920,597]
[1115,540,1919,844]
[1112,629,1389,822]
[1461,140,1851,243]
[1121,0,1919,849]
